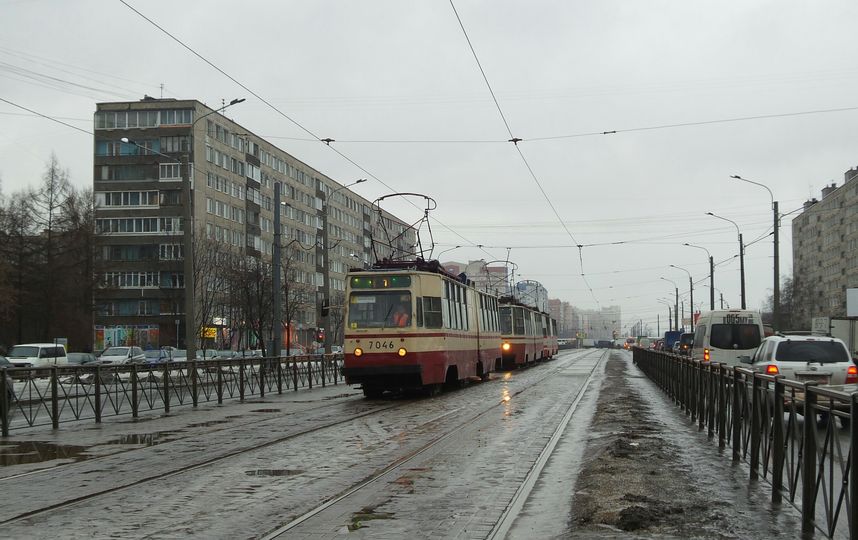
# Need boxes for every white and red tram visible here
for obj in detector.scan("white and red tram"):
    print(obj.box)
[342,260,502,397]
[498,298,558,369]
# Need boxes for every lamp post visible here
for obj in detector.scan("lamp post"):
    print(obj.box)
[731,175,779,329]
[321,178,367,353]
[670,264,694,332]
[706,212,746,309]
[683,243,714,311]
[435,245,462,261]
[660,276,679,331]
[658,299,673,332]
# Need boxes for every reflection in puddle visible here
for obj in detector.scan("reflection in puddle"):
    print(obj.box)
[245,469,304,477]
[0,441,88,466]
[105,432,177,445]
[187,420,231,428]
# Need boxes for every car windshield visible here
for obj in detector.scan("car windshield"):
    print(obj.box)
[775,341,850,363]
[709,324,761,350]
[102,347,129,356]
[348,292,411,328]
[8,346,39,357]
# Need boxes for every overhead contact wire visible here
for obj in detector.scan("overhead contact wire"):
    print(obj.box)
[117,0,500,263]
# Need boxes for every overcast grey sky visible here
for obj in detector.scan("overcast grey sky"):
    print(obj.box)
[3,0,858,332]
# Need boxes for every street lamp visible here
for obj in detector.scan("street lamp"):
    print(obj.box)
[435,245,462,260]
[320,178,367,353]
[657,299,673,332]
[683,243,714,311]
[731,175,779,329]
[670,264,694,332]
[706,212,746,309]
[660,276,679,331]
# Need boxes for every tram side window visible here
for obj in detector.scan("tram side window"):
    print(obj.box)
[513,308,525,335]
[542,316,548,338]
[423,296,443,328]
[416,297,424,327]
[524,312,533,336]
[500,307,513,334]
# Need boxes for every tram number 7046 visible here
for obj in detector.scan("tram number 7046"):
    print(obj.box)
[366,340,395,350]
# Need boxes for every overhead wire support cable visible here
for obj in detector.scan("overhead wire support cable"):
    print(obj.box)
[448,0,598,304]
[118,0,499,263]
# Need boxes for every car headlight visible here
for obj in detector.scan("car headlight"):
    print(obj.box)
[354,347,363,357]
[502,342,511,352]
[398,347,407,357]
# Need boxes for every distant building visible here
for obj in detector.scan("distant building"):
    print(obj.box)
[577,306,622,340]
[93,97,415,350]
[791,168,858,326]
[442,259,511,296]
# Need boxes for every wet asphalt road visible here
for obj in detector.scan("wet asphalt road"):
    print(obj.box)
[0,348,813,539]
[0,350,602,539]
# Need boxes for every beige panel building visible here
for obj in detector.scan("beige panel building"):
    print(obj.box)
[791,167,858,327]
[93,97,415,351]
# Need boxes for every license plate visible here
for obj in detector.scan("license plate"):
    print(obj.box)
[797,374,830,384]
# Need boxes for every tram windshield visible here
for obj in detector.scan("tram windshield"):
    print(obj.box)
[348,292,412,328]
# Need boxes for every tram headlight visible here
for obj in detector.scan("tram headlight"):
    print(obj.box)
[354,347,363,357]
[397,347,407,357]
[502,342,511,352]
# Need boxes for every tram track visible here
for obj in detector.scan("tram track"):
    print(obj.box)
[0,392,372,483]
[260,348,604,539]
[1,348,596,531]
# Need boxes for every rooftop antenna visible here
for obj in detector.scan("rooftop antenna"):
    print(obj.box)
[160,83,164,98]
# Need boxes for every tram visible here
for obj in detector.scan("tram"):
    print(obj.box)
[342,259,502,398]
[498,298,558,370]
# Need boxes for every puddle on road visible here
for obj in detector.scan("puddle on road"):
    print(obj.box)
[187,419,232,428]
[245,469,304,477]
[104,431,177,445]
[249,409,281,413]
[0,441,88,466]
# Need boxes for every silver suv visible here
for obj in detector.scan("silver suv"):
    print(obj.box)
[740,335,856,385]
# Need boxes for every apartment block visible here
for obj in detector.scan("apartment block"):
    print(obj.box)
[791,167,858,326]
[93,97,415,351]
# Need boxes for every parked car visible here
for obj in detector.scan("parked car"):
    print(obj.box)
[171,349,187,362]
[67,352,98,365]
[143,349,173,365]
[213,350,236,360]
[96,346,146,365]
[0,356,16,405]
[6,343,68,368]
[740,335,857,386]
[196,350,219,360]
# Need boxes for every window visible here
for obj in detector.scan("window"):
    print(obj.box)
[423,297,442,328]
[709,324,760,350]
[159,163,182,181]
[161,136,190,153]
[159,244,183,260]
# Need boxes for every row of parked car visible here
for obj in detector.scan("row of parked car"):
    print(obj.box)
[2,342,345,370]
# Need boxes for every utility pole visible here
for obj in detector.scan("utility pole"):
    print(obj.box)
[773,200,780,330]
[739,233,746,309]
[272,182,282,357]
[182,153,196,360]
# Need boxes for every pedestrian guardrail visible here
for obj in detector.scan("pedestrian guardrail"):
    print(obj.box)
[0,354,344,436]
[633,347,858,539]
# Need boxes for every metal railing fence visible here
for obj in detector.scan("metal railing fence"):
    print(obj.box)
[0,355,344,436]
[633,347,858,539]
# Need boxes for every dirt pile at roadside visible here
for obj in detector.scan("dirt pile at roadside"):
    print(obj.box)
[568,353,732,538]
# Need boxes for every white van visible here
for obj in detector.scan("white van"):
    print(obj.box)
[6,343,69,368]
[691,310,764,366]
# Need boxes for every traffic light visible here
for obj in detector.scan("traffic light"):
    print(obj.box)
[316,329,325,342]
